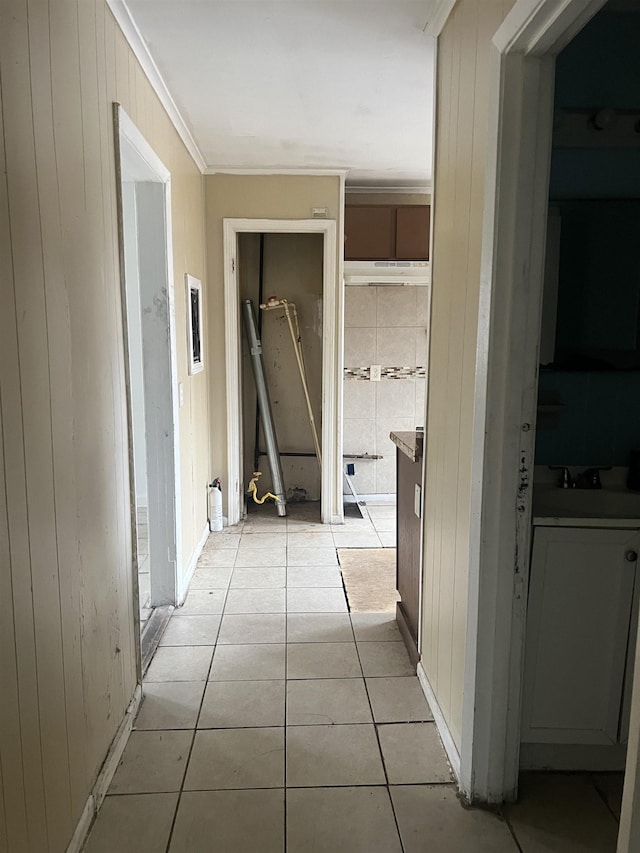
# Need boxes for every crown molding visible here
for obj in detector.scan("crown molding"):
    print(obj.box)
[424,0,458,36]
[106,0,207,173]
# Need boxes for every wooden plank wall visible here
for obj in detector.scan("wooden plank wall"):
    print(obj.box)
[0,1,208,850]
[420,0,515,751]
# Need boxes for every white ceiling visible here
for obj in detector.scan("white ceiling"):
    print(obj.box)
[125,1,436,187]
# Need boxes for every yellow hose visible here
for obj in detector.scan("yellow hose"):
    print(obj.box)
[247,471,280,505]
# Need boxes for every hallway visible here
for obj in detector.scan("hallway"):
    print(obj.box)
[84,503,621,852]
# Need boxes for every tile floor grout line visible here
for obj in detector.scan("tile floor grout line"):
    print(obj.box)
[591,775,622,825]
[353,606,407,853]
[284,528,289,853]
[162,562,231,853]
[501,810,526,853]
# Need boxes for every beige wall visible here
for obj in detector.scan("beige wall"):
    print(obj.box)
[420,0,515,750]
[205,173,342,514]
[0,1,208,850]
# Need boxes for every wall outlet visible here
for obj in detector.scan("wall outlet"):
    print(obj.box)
[370,364,381,381]
[312,207,328,218]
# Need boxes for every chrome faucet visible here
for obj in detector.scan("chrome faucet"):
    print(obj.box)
[549,465,611,489]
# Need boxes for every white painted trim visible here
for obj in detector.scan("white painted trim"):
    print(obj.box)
[495,0,605,55]
[177,521,210,604]
[65,797,93,853]
[118,108,170,182]
[206,167,349,177]
[107,0,207,173]
[333,173,346,527]
[223,218,340,526]
[116,105,182,608]
[65,685,143,853]
[164,178,183,604]
[223,221,243,527]
[462,0,607,806]
[424,0,458,36]
[417,662,461,780]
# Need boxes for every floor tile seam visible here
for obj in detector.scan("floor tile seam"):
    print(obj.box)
[591,776,623,824]
[501,810,526,853]
[135,719,438,732]
[284,566,288,853]
[162,725,197,852]
[174,782,429,793]
[358,649,407,853]
[162,579,230,851]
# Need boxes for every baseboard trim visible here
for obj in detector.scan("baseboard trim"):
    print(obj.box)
[178,521,210,604]
[65,684,143,853]
[140,605,174,675]
[396,602,420,666]
[65,796,93,853]
[417,661,461,781]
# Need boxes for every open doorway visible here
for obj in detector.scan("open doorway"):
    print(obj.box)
[340,196,431,661]
[222,218,339,527]
[518,0,640,828]
[114,106,181,660]
[463,0,640,845]
[238,232,324,523]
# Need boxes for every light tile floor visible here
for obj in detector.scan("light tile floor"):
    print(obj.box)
[86,501,623,852]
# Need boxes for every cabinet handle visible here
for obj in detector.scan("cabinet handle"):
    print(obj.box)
[626,550,638,562]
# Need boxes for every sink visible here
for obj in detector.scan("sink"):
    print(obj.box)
[533,486,640,520]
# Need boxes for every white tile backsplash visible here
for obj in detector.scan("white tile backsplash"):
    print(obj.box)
[343,285,428,494]
[376,381,415,421]
[345,286,377,328]
[376,286,417,328]
[343,418,376,456]
[343,380,376,420]
[376,328,417,367]
[345,327,377,366]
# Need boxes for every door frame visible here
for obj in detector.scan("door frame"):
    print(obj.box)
[223,218,341,526]
[114,104,182,610]
[458,0,607,804]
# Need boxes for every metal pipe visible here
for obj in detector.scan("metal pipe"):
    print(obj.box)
[242,299,287,516]
[253,234,265,471]
[260,297,322,469]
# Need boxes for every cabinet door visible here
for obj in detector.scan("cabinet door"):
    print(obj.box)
[344,206,395,260]
[521,527,638,746]
[395,206,430,260]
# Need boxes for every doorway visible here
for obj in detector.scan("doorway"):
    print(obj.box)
[238,231,324,519]
[223,218,339,526]
[115,106,181,652]
[465,1,640,846]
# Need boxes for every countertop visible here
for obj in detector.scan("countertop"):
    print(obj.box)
[390,430,424,463]
[533,484,640,528]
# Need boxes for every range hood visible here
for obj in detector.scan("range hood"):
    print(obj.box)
[344,259,430,286]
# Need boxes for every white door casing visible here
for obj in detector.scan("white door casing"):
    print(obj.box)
[115,105,181,611]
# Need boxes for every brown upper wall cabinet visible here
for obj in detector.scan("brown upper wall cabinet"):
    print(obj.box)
[344,204,430,261]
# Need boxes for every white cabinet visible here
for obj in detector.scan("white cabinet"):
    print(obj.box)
[522,526,640,752]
